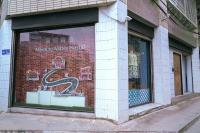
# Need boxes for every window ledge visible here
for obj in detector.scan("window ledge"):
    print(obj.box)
[9,107,95,119]
[129,103,163,119]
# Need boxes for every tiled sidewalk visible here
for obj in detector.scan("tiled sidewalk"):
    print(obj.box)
[0,96,200,132]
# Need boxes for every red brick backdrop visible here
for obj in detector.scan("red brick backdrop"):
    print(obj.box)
[15,26,95,108]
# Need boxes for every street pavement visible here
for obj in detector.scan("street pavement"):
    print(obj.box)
[184,119,200,133]
[0,97,200,132]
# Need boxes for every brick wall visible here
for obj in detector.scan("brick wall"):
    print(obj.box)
[14,27,95,108]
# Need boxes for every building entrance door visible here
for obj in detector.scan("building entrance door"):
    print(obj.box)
[173,53,183,96]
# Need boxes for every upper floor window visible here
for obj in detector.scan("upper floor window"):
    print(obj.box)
[168,0,197,30]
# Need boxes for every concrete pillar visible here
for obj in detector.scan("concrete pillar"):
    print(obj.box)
[152,0,171,105]
[0,20,12,112]
[192,47,200,93]
[152,26,171,105]
[95,0,129,123]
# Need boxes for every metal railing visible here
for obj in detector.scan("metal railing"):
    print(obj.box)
[168,0,197,26]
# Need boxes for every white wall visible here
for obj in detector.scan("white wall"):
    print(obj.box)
[169,49,175,97]
[152,26,171,105]
[182,55,187,93]
[192,47,200,93]
[95,0,129,123]
[186,56,193,93]
[182,55,193,94]
[0,20,12,112]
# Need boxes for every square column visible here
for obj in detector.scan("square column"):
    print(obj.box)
[192,47,200,93]
[95,0,129,123]
[0,20,12,112]
[152,26,171,105]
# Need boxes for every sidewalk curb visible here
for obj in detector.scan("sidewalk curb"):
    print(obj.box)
[179,113,200,133]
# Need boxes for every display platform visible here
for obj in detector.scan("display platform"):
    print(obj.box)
[26,91,85,107]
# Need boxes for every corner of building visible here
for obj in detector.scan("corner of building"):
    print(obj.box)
[95,0,129,123]
[0,19,12,112]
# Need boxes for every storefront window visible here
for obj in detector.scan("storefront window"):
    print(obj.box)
[14,26,95,111]
[128,35,151,107]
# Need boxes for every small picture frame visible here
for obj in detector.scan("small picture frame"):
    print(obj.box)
[52,56,65,69]
[26,70,40,81]
[79,66,92,81]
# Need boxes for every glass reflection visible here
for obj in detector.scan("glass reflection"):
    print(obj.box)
[128,35,151,107]
[14,26,95,111]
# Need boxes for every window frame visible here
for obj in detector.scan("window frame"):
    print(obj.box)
[128,31,154,108]
[10,24,96,113]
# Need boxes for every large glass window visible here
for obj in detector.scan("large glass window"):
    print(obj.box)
[14,26,95,112]
[128,35,152,107]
